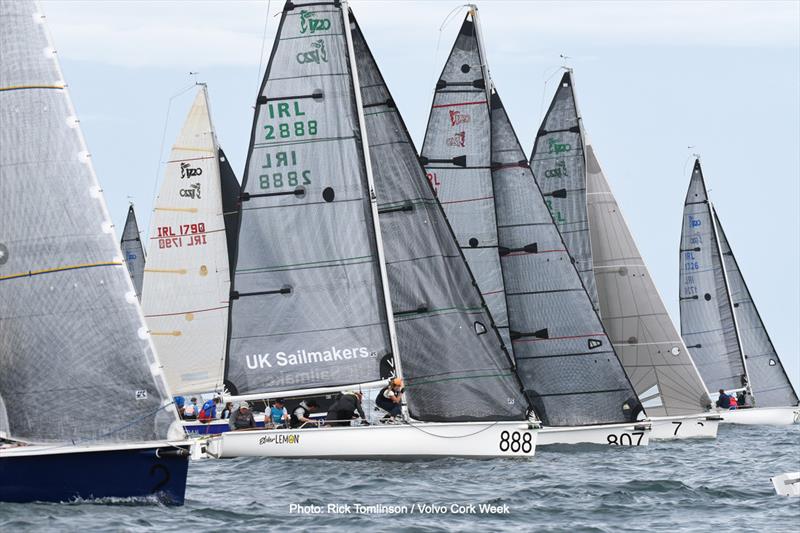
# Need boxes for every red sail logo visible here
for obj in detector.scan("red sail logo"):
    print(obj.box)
[449,110,471,126]
[446,131,466,147]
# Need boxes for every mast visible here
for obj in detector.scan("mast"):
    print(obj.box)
[708,198,751,393]
[341,0,403,384]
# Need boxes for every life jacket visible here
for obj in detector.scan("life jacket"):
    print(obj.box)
[198,401,215,421]
[290,403,310,428]
[183,404,197,417]
[729,396,738,409]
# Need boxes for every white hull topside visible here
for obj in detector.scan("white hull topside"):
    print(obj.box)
[716,406,800,426]
[204,421,538,459]
[649,414,720,440]
[537,422,650,446]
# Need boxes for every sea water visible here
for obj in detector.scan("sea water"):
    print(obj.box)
[1,424,798,531]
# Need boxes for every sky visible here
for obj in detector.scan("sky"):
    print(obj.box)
[40,0,800,389]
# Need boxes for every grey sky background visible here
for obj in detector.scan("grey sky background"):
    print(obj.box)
[40,0,800,388]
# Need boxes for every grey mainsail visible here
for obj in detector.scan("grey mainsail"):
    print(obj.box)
[418,16,511,351]
[713,207,799,407]
[679,160,747,394]
[0,0,178,444]
[224,2,393,398]
[588,148,711,416]
[530,71,598,311]
[420,14,640,426]
[219,147,241,278]
[120,204,146,300]
[352,13,529,422]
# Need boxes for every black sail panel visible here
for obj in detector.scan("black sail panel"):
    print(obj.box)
[218,147,241,278]
[225,1,392,397]
[491,91,641,426]
[679,160,746,394]
[713,207,799,407]
[350,14,529,422]
[529,71,598,311]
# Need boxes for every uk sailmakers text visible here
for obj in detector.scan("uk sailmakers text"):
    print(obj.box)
[245,346,374,370]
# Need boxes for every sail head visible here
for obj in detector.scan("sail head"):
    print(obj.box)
[120,205,146,300]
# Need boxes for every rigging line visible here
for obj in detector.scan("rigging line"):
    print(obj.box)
[538,63,569,126]
[149,81,198,223]
[428,4,471,99]
[254,0,273,100]
[406,420,501,439]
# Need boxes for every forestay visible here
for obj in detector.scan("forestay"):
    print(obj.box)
[588,148,711,416]
[120,205,146,300]
[713,208,798,407]
[679,160,746,394]
[225,2,393,398]
[141,86,231,395]
[0,0,177,444]
[530,71,599,311]
[351,13,529,422]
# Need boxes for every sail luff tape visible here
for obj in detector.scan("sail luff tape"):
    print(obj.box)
[0,261,121,281]
[143,268,188,275]
[154,207,199,213]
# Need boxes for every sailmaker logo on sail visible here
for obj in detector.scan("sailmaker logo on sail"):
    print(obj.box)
[245,346,373,370]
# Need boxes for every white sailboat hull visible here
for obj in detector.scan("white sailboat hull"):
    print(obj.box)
[771,472,800,497]
[537,422,650,446]
[649,414,720,440]
[204,421,538,459]
[717,406,800,426]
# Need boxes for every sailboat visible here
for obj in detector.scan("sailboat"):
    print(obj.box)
[121,204,146,300]
[420,7,649,446]
[679,159,799,425]
[533,71,719,439]
[205,0,538,459]
[141,85,238,405]
[0,0,189,504]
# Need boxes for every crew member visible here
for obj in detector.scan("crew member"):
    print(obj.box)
[290,399,320,428]
[326,391,368,426]
[375,378,403,420]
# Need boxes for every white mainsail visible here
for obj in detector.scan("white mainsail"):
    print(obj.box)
[141,86,231,395]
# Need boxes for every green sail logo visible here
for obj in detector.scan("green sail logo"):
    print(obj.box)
[544,160,568,178]
[548,138,571,154]
[296,39,328,65]
[299,10,331,34]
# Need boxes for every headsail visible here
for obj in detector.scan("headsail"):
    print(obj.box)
[420,13,639,426]
[679,160,747,394]
[224,2,394,399]
[219,148,241,279]
[141,86,231,395]
[120,205,146,300]
[0,0,178,444]
[352,12,529,422]
[713,207,799,407]
[530,71,599,311]
[588,148,711,416]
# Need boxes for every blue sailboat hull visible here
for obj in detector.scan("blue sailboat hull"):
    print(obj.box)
[0,444,189,505]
